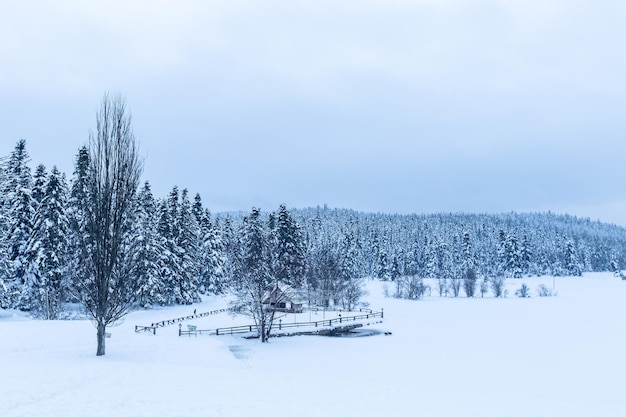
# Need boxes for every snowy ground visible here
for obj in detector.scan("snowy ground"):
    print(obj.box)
[1,273,625,417]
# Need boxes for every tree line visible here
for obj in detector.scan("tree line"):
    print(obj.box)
[289,206,626,282]
[3,145,626,316]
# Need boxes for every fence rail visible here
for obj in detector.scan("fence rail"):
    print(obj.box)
[151,308,231,328]
[178,309,384,337]
[134,325,157,334]
[135,307,232,335]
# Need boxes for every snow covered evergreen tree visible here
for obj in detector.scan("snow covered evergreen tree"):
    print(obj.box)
[0,154,12,307]
[404,240,423,277]
[198,208,226,295]
[67,146,92,299]
[156,198,180,305]
[324,247,342,307]
[424,239,438,280]
[563,239,582,276]
[31,164,48,210]
[461,231,477,297]
[192,193,204,226]
[231,207,277,342]
[3,140,36,309]
[132,182,166,307]
[499,231,522,278]
[376,248,391,281]
[272,204,306,289]
[520,235,533,276]
[26,166,69,318]
[436,240,451,296]
[338,228,364,310]
[609,254,620,276]
[305,240,340,307]
[174,188,201,304]
[219,215,240,282]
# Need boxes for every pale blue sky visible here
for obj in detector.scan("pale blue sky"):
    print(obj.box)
[1,1,625,225]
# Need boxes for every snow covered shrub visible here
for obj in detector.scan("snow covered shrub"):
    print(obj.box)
[515,283,531,298]
[620,272,626,281]
[403,275,430,299]
[386,276,431,300]
[463,268,477,297]
[479,277,489,297]
[449,277,461,297]
[341,276,366,310]
[536,284,556,297]
[383,284,390,298]
[436,276,448,297]
[490,275,506,298]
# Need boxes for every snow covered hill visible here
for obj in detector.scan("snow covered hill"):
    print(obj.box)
[1,273,625,417]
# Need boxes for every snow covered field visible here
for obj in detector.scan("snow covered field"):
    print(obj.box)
[2,273,625,417]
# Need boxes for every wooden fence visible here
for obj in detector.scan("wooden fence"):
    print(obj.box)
[178,308,384,337]
[134,307,231,335]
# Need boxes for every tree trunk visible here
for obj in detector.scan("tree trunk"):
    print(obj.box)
[260,319,266,343]
[96,321,106,356]
[265,309,276,342]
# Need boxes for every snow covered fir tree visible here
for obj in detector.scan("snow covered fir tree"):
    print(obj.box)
[3,138,626,342]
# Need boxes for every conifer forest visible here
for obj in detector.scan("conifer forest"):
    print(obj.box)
[2,138,626,318]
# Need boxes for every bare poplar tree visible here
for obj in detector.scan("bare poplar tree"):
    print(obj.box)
[76,93,143,356]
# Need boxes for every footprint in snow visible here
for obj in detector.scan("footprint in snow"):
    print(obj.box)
[228,345,250,360]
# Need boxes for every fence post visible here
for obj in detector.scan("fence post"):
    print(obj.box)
[381,308,384,319]
[216,329,219,336]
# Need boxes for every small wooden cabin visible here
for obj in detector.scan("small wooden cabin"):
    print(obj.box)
[263,284,303,313]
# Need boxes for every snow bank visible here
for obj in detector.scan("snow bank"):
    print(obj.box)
[1,273,625,417]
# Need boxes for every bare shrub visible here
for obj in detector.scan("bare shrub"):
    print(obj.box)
[490,275,506,298]
[479,277,489,297]
[449,278,461,297]
[463,268,477,297]
[437,276,448,297]
[515,283,531,298]
[404,275,431,299]
[537,284,556,297]
[387,276,431,300]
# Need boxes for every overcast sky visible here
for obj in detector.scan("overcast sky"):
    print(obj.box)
[1,0,625,225]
